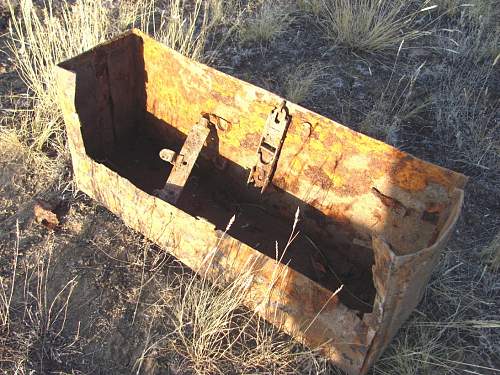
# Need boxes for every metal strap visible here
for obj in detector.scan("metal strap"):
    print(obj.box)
[157,118,210,204]
[248,101,291,193]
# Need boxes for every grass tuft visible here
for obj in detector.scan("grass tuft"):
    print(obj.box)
[238,1,293,44]
[165,266,254,374]
[482,232,500,271]
[360,59,427,146]
[318,0,429,52]
[0,228,81,373]
[297,0,323,17]
[432,0,497,22]
[432,65,498,174]
[6,0,110,152]
[138,0,213,62]
[130,212,334,374]
[283,63,330,104]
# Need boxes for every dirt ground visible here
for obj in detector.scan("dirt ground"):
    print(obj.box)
[0,1,499,374]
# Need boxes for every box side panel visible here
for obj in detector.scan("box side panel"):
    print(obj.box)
[361,188,464,373]
[59,33,146,161]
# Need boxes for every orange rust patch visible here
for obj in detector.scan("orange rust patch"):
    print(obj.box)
[390,156,461,192]
[239,131,260,149]
[426,202,446,213]
[304,165,333,190]
[391,157,428,191]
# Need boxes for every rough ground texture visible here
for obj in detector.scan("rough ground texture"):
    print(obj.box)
[0,1,499,374]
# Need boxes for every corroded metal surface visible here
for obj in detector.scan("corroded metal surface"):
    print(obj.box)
[247,100,291,193]
[56,29,467,375]
[158,118,210,203]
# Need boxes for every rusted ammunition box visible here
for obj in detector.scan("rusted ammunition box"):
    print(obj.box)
[56,30,467,374]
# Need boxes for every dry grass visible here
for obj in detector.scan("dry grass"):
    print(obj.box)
[6,0,109,152]
[153,269,301,374]
[432,0,472,17]
[129,213,333,375]
[0,132,70,372]
[0,227,81,373]
[432,16,499,174]
[121,0,241,44]
[136,0,213,62]
[238,1,293,44]
[283,63,330,104]
[433,66,499,173]
[206,0,243,26]
[0,127,65,223]
[431,0,497,21]
[297,0,323,17]
[375,322,462,374]
[164,253,257,374]
[5,0,219,156]
[482,232,500,271]
[437,12,499,65]
[360,56,427,146]
[316,0,431,52]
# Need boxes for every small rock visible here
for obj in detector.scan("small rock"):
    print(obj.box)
[331,77,345,89]
[33,200,59,230]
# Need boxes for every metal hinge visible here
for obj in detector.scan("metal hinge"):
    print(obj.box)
[248,100,291,193]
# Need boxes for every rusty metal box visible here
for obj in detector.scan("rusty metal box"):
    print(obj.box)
[56,30,467,374]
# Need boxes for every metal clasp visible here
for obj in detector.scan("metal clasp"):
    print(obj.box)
[248,100,291,193]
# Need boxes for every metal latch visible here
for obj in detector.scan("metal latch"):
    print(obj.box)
[248,101,291,193]
[156,117,210,204]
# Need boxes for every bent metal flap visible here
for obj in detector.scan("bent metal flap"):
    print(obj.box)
[55,30,467,375]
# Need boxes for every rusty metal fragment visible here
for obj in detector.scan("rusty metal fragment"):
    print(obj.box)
[158,148,177,164]
[56,30,467,375]
[157,118,210,204]
[33,200,60,230]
